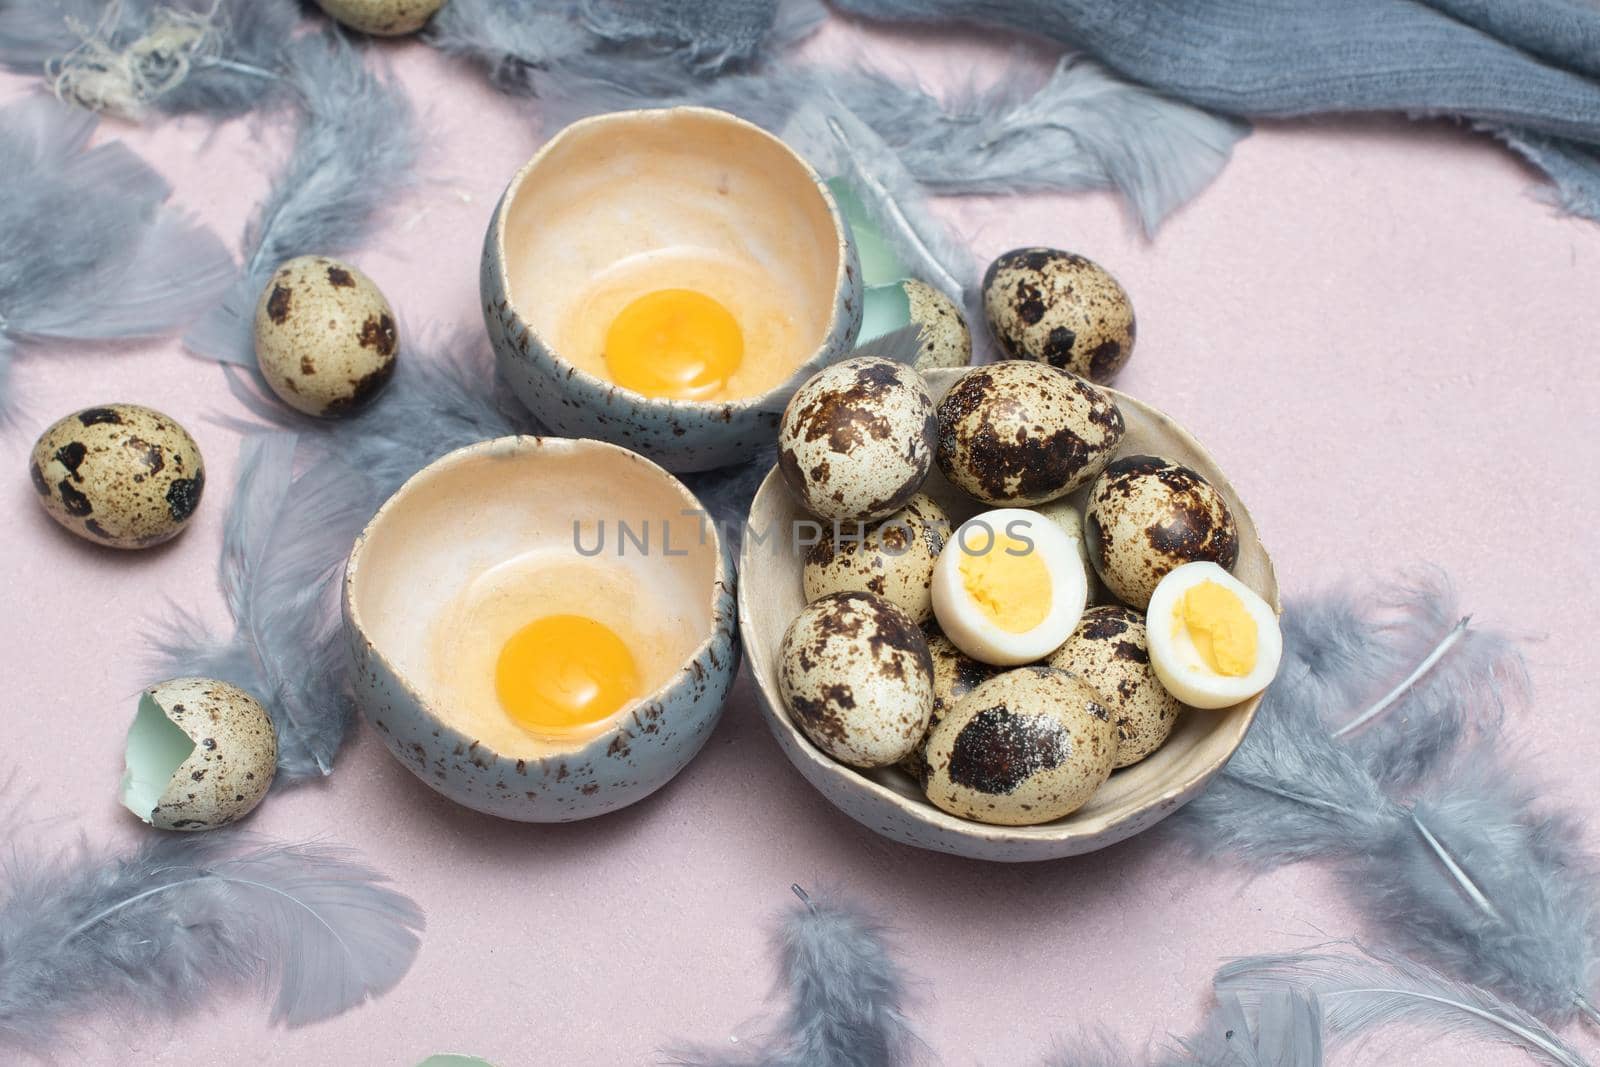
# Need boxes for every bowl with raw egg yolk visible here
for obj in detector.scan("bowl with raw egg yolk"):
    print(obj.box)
[344,436,737,821]
[739,368,1278,861]
[482,106,862,473]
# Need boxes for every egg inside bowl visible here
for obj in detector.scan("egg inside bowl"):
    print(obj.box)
[482,106,863,472]
[739,368,1277,861]
[344,436,738,821]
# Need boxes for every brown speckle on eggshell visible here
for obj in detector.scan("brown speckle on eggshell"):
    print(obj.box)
[936,361,1123,507]
[1049,606,1180,767]
[777,356,937,522]
[922,665,1117,825]
[982,247,1135,383]
[136,677,277,832]
[30,403,205,549]
[900,628,1000,783]
[904,280,972,372]
[313,0,444,35]
[254,255,398,418]
[803,493,951,624]
[778,591,934,768]
[1085,454,1239,609]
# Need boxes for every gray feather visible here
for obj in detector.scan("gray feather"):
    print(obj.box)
[669,886,922,1067]
[0,93,234,407]
[0,831,424,1050]
[1037,991,1322,1066]
[184,31,416,366]
[1216,946,1588,1067]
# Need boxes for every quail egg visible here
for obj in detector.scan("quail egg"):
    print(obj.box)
[30,403,204,549]
[313,0,444,35]
[254,255,398,418]
[121,677,278,832]
[936,361,1123,507]
[982,248,1136,383]
[1146,562,1282,710]
[922,666,1117,825]
[1085,454,1240,609]
[1032,496,1102,603]
[931,508,1088,666]
[778,356,937,522]
[778,591,934,768]
[900,628,999,783]
[1049,606,1181,767]
[904,280,972,371]
[803,493,951,624]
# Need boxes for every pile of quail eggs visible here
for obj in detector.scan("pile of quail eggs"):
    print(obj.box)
[774,248,1282,827]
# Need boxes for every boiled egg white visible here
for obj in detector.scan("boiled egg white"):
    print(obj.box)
[1146,561,1281,709]
[930,508,1088,666]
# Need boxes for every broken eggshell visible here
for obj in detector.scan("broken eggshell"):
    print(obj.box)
[122,677,277,832]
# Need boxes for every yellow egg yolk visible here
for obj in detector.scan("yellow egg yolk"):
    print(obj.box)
[603,288,744,400]
[958,533,1052,633]
[1179,581,1257,676]
[494,614,641,733]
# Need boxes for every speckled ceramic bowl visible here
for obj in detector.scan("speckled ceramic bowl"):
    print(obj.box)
[481,106,862,474]
[344,436,738,821]
[739,368,1278,861]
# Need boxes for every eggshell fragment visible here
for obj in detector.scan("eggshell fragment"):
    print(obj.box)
[803,493,951,624]
[30,403,204,549]
[778,591,934,768]
[983,247,1136,383]
[1049,606,1180,767]
[1085,454,1239,609]
[904,280,972,371]
[777,356,938,522]
[314,0,444,35]
[922,666,1117,825]
[936,361,1123,507]
[122,677,277,832]
[254,255,398,418]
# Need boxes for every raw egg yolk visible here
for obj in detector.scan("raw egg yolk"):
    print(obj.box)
[495,614,641,733]
[958,533,1051,633]
[603,288,743,400]
[1179,581,1257,676]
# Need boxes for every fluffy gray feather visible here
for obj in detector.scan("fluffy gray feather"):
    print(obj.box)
[0,94,234,407]
[0,830,424,1050]
[670,885,922,1067]
[1037,991,1322,1066]
[1216,946,1588,1067]
[184,31,416,366]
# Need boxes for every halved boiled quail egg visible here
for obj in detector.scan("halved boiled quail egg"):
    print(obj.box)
[930,508,1088,666]
[1146,562,1281,709]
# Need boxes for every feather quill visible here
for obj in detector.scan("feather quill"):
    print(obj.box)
[0,831,423,1049]
[1216,947,1589,1067]
[184,31,416,366]
[669,885,921,1067]
[0,93,233,408]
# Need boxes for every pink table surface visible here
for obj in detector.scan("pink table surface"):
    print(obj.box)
[4,16,1599,1067]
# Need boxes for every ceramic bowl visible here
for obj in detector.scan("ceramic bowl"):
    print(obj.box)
[344,436,738,821]
[481,106,863,474]
[739,368,1278,861]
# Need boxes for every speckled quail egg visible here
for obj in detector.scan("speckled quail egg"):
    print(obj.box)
[931,508,1088,666]
[313,0,444,35]
[778,591,934,768]
[1146,562,1282,710]
[1049,606,1181,768]
[922,666,1117,825]
[900,628,999,783]
[29,403,204,549]
[254,255,398,417]
[1031,496,1101,603]
[983,248,1136,383]
[778,356,937,522]
[803,493,951,624]
[1085,454,1239,609]
[936,361,1124,507]
[121,677,278,832]
[904,280,972,371]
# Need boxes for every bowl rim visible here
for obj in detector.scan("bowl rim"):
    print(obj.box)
[738,370,1280,851]
[487,104,857,417]
[343,434,735,763]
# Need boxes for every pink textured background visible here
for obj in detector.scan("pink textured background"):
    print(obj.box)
[4,16,1599,1067]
